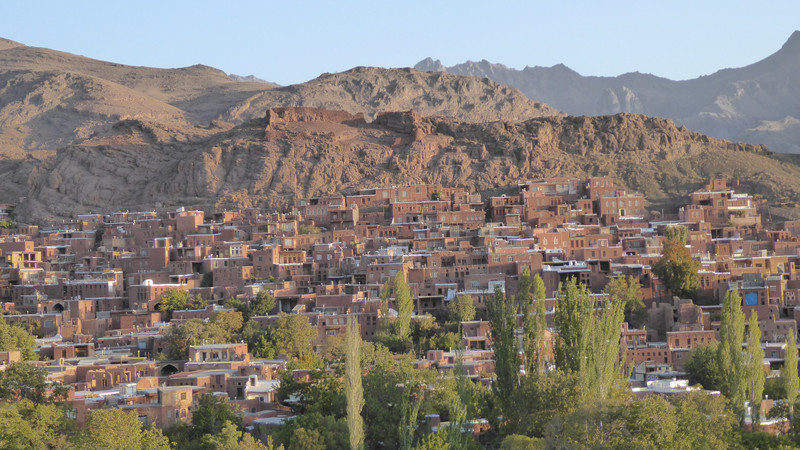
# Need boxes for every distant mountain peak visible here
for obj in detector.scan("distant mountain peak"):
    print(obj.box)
[414,57,445,72]
[228,73,271,84]
[779,30,800,53]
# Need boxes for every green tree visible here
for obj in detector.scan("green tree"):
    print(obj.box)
[746,310,765,426]
[398,383,422,450]
[554,278,593,373]
[273,313,317,360]
[277,369,345,417]
[345,316,364,450]
[0,399,74,449]
[585,294,626,401]
[516,268,532,312]
[380,281,392,332]
[547,393,740,449]
[0,315,37,360]
[211,310,244,335]
[672,391,739,449]
[651,226,700,299]
[603,274,646,328]
[0,362,69,404]
[718,289,746,420]
[499,434,545,449]
[157,289,195,320]
[504,370,580,438]
[298,224,321,235]
[192,394,243,437]
[784,332,799,423]
[448,294,476,325]
[523,273,548,376]
[488,286,519,422]
[199,420,273,449]
[160,317,236,360]
[684,342,724,390]
[394,272,414,340]
[71,408,170,450]
[251,290,277,317]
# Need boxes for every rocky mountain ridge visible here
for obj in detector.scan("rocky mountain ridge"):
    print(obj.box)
[9,106,800,223]
[416,31,800,153]
[0,38,559,161]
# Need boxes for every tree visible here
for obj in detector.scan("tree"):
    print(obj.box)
[0,399,73,449]
[298,224,321,235]
[273,313,317,360]
[553,278,625,401]
[157,289,203,320]
[192,394,243,437]
[651,226,700,299]
[684,342,724,390]
[603,274,646,328]
[199,420,273,449]
[250,290,277,317]
[160,314,241,360]
[345,316,364,450]
[0,315,37,360]
[516,268,532,311]
[71,408,170,449]
[488,286,519,421]
[394,272,414,340]
[380,281,392,333]
[448,294,475,341]
[0,362,69,404]
[554,278,593,374]
[398,383,422,450]
[746,310,765,426]
[784,332,799,423]
[499,434,545,449]
[718,289,746,419]
[211,310,244,335]
[503,370,581,438]
[585,294,626,401]
[523,273,547,376]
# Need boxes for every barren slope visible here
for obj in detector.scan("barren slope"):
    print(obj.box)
[219,67,561,123]
[11,107,800,222]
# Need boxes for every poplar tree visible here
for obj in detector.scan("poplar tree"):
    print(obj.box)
[586,295,626,401]
[345,316,364,450]
[380,281,392,332]
[746,310,765,426]
[523,273,548,375]
[394,272,413,340]
[718,289,746,418]
[488,286,519,414]
[554,278,593,374]
[784,332,799,422]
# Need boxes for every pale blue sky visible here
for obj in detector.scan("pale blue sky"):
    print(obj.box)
[2,1,798,86]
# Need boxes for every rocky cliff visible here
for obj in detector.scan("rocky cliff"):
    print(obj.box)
[10,107,800,222]
[416,31,800,153]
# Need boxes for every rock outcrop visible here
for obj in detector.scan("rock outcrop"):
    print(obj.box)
[10,107,800,222]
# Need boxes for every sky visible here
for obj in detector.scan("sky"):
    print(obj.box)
[2,1,798,86]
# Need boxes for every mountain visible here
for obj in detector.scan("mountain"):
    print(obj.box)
[0,38,559,162]
[416,31,800,153]
[10,107,800,222]
[216,67,560,123]
[3,38,800,222]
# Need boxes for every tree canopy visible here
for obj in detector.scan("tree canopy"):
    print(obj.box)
[651,226,700,299]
